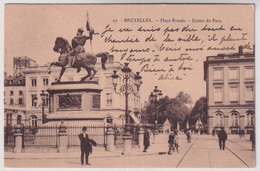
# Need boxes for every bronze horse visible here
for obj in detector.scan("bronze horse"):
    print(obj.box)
[48,37,108,82]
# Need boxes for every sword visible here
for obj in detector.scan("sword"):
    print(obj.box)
[86,11,94,52]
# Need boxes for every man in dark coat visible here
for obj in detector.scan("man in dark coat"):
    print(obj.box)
[78,126,96,165]
[250,129,255,151]
[218,127,227,150]
[143,128,150,152]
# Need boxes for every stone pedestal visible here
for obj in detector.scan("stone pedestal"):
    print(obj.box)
[122,125,132,155]
[57,121,68,153]
[14,133,23,153]
[58,133,68,153]
[122,133,132,155]
[106,125,116,151]
[138,127,144,149]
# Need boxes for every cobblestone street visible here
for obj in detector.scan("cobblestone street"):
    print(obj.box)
[4,133,255,168]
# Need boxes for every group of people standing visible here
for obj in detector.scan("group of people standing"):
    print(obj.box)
[143,128,180,155]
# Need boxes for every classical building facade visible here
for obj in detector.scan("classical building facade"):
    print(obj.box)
[204,46,255,134]
[4,75,26,127]
[4,55,142,127]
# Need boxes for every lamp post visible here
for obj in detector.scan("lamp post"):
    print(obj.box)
[33,90,49,124]
[149,86,163,143]
[111,63,142,154]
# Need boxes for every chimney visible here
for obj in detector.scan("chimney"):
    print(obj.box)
[238,46,243,55]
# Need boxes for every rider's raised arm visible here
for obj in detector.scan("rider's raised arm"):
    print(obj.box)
[83,35,92,40]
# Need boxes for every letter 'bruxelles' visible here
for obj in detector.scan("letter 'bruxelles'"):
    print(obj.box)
[124,18,152,22]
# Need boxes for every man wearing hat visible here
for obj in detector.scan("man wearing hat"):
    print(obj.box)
[78,126,97,166]
[66,27,93,69]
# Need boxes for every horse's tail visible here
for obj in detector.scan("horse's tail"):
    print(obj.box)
[96,52,108,70]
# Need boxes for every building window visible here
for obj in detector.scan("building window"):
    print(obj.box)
[92,94,101,109]
[245,86,254,103]
[30,115,38,127]
[10,90,14,96]
[215,113,223,126]
[106,93,113,105]
[229,86,239,104]
[31,94,37,107]
[18,98,23,105]
[6,114,13,125]
[231,113,239,126]
[19,91,23,95]
[214,87,223,104]
[43,78,49,86]
[10,99,14,105]
[247,113,254,126]
[229,68,239,80]
[31,78,37,87]
[105,76,113,87]
[245,67,254,79]
[213,68,223,80]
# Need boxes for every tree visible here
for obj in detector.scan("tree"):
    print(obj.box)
[141,92,192,129]
[190,97,208,125]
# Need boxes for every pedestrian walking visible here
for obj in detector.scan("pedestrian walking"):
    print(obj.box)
[143,128,150,152]
[218,127,227,150]
[168,131,175,155]
[186,129,191,143]
[250,129,255,151]
[174,130,180,153]
[78,126,97,166]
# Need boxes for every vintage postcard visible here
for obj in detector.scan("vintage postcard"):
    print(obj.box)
[3,3,255,168]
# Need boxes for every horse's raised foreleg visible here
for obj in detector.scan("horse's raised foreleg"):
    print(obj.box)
[48,61,62,74]
[57,67,66,83]
[80,68,92,82]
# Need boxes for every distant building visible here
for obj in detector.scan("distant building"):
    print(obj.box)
[4,75,26,127]
[204,46,255,134]
[4,55,142,127]
[13,56,37,76]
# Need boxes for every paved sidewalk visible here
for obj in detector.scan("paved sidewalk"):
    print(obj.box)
[5,133,254,168]
[4,133,196,168]
[5,133,183,159]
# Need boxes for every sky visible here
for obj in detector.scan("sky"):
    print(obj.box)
[4,4,255,105]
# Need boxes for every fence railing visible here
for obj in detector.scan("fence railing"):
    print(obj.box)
[4,124,157,151]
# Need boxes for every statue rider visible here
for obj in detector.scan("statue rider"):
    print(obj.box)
[65,27,93,70]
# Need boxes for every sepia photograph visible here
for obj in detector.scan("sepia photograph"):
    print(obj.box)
[1,2,257,169]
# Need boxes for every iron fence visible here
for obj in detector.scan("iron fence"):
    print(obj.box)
[4,124,153,151]
[4,125,107,151]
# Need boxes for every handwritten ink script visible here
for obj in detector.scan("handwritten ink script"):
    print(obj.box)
[96,18,253,81]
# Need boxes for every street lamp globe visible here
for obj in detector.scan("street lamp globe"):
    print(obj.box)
[121,63,132,79]
[111,70,119,89]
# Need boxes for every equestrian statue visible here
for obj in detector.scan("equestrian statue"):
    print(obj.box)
[48,13,109,82]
